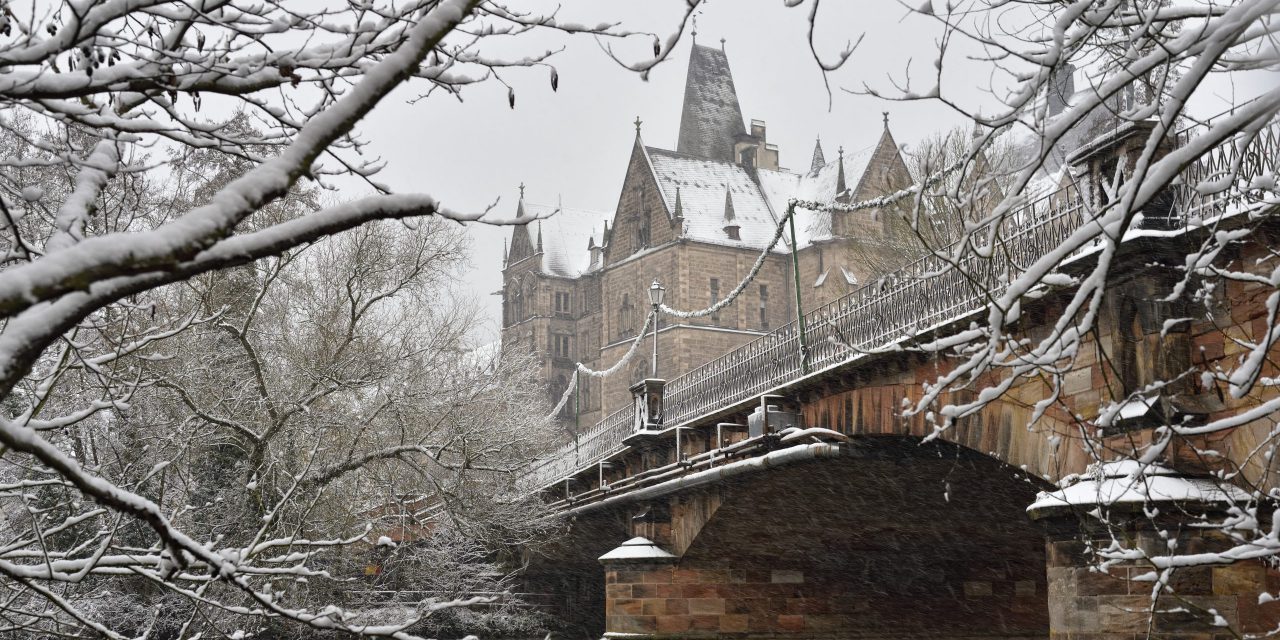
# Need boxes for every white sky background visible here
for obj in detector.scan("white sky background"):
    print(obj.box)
[348,0,1272,345]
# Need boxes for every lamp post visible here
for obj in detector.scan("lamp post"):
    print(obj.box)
[648,279,665,378]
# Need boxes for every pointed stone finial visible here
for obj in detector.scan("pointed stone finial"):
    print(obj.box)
[691,15,697,43]
[673,186,684,218]
[722,186,740,240]
[835,146,847,196]
[502,238,508,266]
[536,221,543,252]
[634,116,643,136]
[518,182,525,200]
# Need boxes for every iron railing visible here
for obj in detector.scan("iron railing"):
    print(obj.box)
[525,111,1280,490]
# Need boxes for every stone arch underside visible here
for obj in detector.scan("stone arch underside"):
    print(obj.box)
[609,436,1052,638]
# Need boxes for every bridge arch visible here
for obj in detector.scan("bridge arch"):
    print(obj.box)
[600,436,1051,639]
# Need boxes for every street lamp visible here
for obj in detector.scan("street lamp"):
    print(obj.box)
[648,279,665,378]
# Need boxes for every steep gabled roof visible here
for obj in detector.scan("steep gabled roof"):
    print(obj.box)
[755,144,875,248]
[513,202,611,277]
[676,44,746,162]
[646,147,777,249]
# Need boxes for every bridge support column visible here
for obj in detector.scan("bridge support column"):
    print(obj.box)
[1030,462,1280,639]
[598,537,683,638]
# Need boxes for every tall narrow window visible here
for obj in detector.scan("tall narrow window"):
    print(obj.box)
[554,291,571,317]
[618,294,634,338]
[759,284,769,328]
[637,190,651,249]
[710,278,721,324]
[553,334,571,358]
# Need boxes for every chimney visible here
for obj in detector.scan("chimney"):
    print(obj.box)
[750,119,766,141]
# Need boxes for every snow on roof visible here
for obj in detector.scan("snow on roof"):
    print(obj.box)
[756,146,869,249]
[520,202,611,277]
[645,147,780,250]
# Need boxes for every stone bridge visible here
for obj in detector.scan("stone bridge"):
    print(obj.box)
[521,116,1280,639]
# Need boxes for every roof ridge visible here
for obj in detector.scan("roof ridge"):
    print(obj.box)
[646,145,743,165]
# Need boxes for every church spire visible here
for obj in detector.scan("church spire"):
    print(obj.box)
[536,221,543,253]
[676,43,746,162]
[810,137,826,174]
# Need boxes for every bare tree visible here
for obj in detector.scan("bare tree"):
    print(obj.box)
[0,1,717,636]
[842,0,1280,632]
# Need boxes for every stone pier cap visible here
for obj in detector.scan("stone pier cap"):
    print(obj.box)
[598,536,677,565]
[1027,460,1251,521]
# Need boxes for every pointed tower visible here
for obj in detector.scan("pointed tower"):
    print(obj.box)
[676,44,747,162]
[810,137,826,174]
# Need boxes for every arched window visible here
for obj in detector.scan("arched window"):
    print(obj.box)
[636,190,651,250]
[522,279,536,319]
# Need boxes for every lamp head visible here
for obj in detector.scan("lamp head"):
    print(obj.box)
[648,279,666,306]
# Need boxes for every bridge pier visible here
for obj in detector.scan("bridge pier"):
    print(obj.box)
[1030,462,1280,639]
[592,441,1050,639]
[585,448,1280,640]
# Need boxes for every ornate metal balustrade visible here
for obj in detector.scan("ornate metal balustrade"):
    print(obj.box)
[525,111,1280,491]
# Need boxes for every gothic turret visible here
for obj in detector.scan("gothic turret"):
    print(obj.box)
[676,44,747,162]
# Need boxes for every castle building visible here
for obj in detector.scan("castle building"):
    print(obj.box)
[501,42,925,428]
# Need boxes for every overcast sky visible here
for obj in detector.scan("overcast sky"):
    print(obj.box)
[349,0,1269,345]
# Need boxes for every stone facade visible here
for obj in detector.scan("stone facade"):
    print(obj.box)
[500,44,923,425]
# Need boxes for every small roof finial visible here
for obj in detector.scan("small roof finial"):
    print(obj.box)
[691,15,697,43]
[720,37,726,51]
[634,116,643,136]
[518,182,525,200]
[838,145,844,159]
[883,111,890,127]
